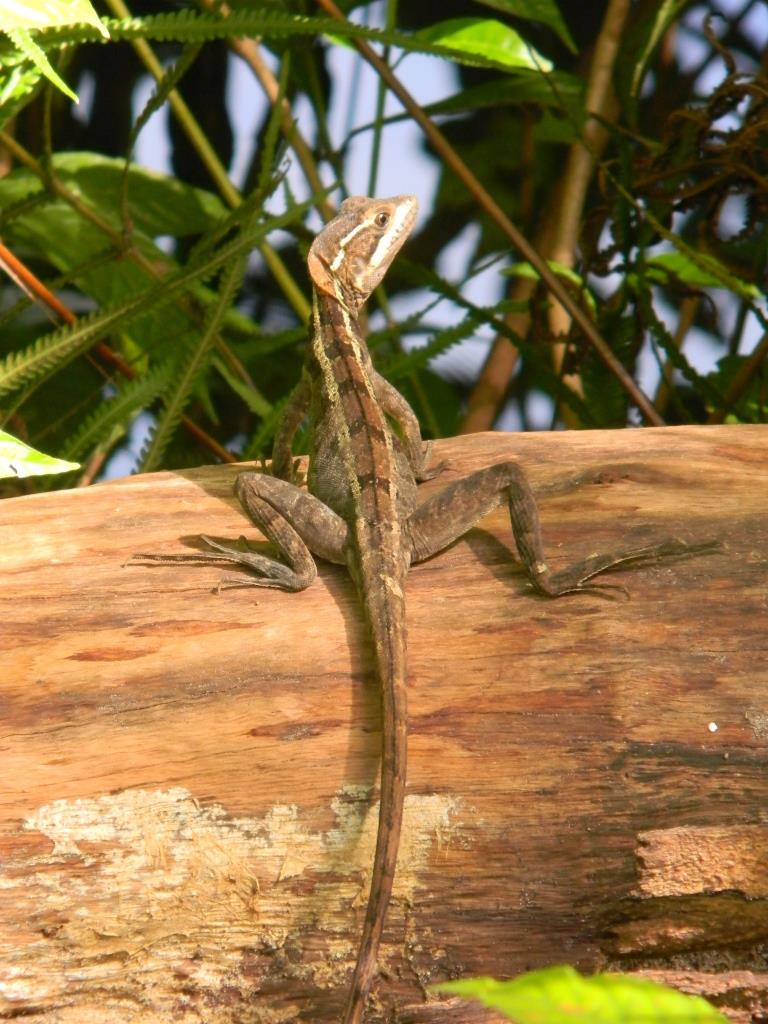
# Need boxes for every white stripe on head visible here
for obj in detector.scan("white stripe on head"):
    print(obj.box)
[368,200,412,270]
[330,220,368,271]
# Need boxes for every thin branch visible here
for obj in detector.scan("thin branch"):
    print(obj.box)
[546,0,629,423]
[103,0,310,322]
[654,295,699,415]
[200,0,334,221]
[707,331,768,424]
[312,0,663,428]
[463,0,637,431]
[0,213,235,465]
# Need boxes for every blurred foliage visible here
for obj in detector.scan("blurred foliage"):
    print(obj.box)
[435,966,727,1023]
[0,0,765,493]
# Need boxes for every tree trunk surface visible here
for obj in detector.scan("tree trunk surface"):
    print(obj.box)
[1,425,766,1023]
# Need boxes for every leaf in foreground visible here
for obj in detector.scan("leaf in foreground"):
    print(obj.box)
[0,0,108,102]
[434,966,727,1023]
[0,430,79,479]
[415,18,552,73]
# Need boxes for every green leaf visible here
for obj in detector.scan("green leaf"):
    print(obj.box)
[0,151,228,236]
[474,0,576,53]
[1,0,108,102]
[6,26,77,100]
[59,361,173,461]
[212,357,272,418]
[414,18,552,72]
[0,0,108,36]
[503,259,597,315]
[434,967,728,1023]
[139,213,255,472]
[628,0,686,99]
[0,55,43,127]
[0,198,311,399]
[0,154,233,361]
[647,252,762,300]
[19,10,553,77]
[504,258,583,287]
[322,31,356,51]
[421,70,583,117]
[0,428,79,478]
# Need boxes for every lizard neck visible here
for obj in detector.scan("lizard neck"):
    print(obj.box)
[310,284,382,433]
[311,283,366,367]
[309,283,405,569]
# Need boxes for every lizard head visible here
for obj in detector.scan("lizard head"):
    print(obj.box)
[307,194,418,309]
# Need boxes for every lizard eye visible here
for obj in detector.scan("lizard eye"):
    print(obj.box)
[375,212,389,227]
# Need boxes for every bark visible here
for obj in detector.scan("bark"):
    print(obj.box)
[1,425,766,1022]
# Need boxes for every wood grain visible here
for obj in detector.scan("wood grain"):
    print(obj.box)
[1,425,766,1022]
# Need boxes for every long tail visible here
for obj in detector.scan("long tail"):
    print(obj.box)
[343,551,408,1024]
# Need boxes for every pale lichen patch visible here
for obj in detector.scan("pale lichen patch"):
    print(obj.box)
[1,785,460,1020]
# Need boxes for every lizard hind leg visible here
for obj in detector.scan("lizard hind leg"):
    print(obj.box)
[130,471,349,593]
[406,460,709,598]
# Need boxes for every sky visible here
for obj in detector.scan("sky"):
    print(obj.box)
[100,2,766,474]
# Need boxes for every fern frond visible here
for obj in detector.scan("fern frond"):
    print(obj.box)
[60,360,174,461]
[7,27,76,100]
[0,57,44,132]
[383,311,488,379]
[140,224,252,472]
[121,42,202,225]
[241,396,290,463]
[212,356,272,418]
[37,11,538,76]
[0,198,313,399]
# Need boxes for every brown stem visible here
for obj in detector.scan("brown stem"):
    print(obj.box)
[311,0,663,428]
[0,239,235,465]
[546,0,629,426]
[199,0,334,222]
[464,0,640,431]
[654,295,699,416]
[707,331,768,424]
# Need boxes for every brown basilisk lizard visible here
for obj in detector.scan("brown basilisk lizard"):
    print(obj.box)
[133,195,710,1022]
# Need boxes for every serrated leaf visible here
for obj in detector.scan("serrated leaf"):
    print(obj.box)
[421,71,583,117]
[212,356,272,418]
[60,360,174,461]
[140,218,254,472]
[504,259,597,315]
[322,30,355,50]
[6,26,76,99]
[434,967,727,1023]
[647,252,761,299]
[0,428,79,478]
[0,0,108,36]
[414,18,552,72]
[1,0,108,102]
[474,0,576,53]
[31,10,555,77]
[0,197,312,399]
[0,56,42,116]
[629,0,686,98]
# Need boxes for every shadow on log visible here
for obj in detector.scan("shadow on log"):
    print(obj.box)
[1,425,767,1022]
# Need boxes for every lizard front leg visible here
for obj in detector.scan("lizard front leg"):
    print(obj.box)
[371,370,442,482]
[406,461,708,597]
[271,373,312,483]
[132,472,348,591]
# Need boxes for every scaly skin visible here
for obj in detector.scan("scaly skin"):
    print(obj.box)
[303,197,422,1024]
[132,194,716,1021]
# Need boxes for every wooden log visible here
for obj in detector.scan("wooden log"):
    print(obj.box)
[1,425,766,1023]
